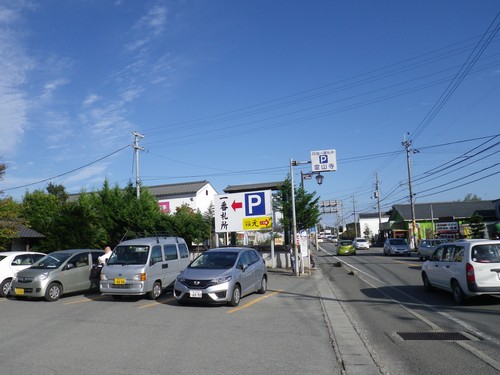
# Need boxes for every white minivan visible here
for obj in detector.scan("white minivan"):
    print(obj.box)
[100,237,190,299]
[421,239,500,304]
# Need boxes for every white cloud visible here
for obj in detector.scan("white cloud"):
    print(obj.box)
[0,4,33,156]
[82,94,101,106]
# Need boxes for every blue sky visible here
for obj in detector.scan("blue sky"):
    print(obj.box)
[1,1,499,227]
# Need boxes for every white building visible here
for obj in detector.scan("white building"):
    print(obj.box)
[148,180,217,215]
[358,212,390,239]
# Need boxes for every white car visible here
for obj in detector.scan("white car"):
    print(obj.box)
[421,239,500,304]
[0,251,45,297]
[353,237,370,250]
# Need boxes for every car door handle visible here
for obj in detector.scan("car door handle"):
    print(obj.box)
[162,264,168,269]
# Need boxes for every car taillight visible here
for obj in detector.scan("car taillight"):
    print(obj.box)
[466,263,475,283]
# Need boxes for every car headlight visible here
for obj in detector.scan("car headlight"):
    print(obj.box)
[34,272,50,282]
[176,275,186,283]
[212,275,232,284]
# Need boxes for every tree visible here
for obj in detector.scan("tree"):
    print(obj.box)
[0,198,24,250]
[462,194,481,202]
[159,205,211,249]
[275,177,321,245]
[468,213,485,239]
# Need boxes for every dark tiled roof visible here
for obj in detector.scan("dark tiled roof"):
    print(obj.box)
[146,181,213,198]
[359,212,390,219]
[18,226,45,238]
[223,181,285,193]
[393,200,497,221]
[68,180,214,201]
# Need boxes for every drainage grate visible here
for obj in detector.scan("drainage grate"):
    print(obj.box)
[397,331,470,341]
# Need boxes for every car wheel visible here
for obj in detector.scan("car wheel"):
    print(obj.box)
[422,273,433,291]
[45,282,62,302]
[257,276,267,294]
[148,281,162,300]
[418,253,423,261]
[0,278,12,297]
[228,284,241,307]
[451,280,465,305]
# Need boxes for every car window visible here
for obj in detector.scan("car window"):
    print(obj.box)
[13,254,40,265]
[471,244,500,263]
[248,250,260,264]
[453,247,464,262]
[441,245,454,262]
[109,245,149,265]
[163,244,178,261]
[390,239,407,245]
[31,253,72,269]
[91,251,102,265]
[237,251,251,268]
[430,247,443,261]
[178,243,189,259]
[189,251,237,269]
[0,255,6,262]
[74,253,89,268]
[151,245,162,263]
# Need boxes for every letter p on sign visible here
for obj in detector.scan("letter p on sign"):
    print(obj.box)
[245,192,265,216]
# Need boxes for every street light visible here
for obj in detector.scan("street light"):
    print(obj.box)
[290,159,324,276]
[315,173,324,185]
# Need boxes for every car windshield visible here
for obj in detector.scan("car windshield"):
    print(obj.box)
[340,241,352,246]
[107,245,149,265]
[31,253,72,269]
[189,251,238,269]
[356,239,367,242]
[390,239,407,245]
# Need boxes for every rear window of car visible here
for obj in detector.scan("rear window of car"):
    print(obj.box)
[390,239,407,245]
[471,244,500,263]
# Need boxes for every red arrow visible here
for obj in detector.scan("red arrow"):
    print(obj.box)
[231,200,243,211]
[260,219,269,226]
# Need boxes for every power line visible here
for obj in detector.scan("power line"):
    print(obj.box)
[4,145,131,192]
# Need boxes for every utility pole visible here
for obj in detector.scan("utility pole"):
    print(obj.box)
[374,172,382,228]
[403,135,417,250]
[352,195,358,237]
[133,131,145,199]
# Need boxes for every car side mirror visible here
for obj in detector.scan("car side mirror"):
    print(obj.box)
[239,264,248,272]
[66,263,75,270]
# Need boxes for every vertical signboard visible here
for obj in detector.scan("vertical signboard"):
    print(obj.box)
[214,190,273,233]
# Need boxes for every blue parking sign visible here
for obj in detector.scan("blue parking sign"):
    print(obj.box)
[245,192,265,216]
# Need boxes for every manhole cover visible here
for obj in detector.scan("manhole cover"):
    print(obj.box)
[397,331,470,341]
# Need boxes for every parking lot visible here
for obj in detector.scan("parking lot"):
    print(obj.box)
[0,270,342,375]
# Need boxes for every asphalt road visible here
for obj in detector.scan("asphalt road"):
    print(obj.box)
[316,242,500,375]
[0,269,340,375]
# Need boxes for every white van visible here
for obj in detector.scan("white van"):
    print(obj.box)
[100,237,190,299]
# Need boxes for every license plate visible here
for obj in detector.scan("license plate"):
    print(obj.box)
[114,278,126,285]
[15,288,24,295]
[189,290,202,298]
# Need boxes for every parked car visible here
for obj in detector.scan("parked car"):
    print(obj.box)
[417,239,447,260]
[10,249,104,301]
[421,239,500,304]
[0,251,45,297]
[353,237,370,250]
[100,237,190,300]
[337,240,356,256]
[383,238,410,256]
[174,247,267,307]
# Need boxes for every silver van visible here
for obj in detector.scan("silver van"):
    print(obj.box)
[10,249,104,301]
[100,237,190,299]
